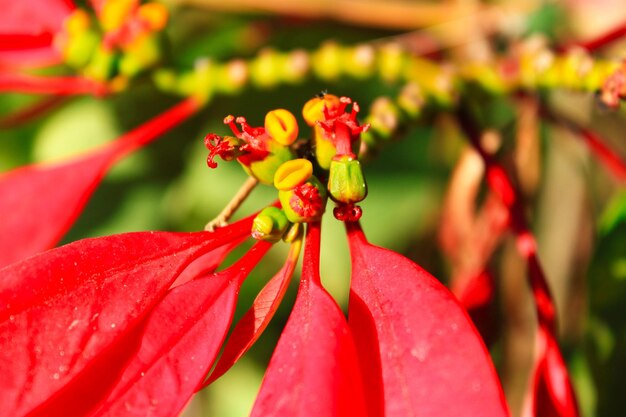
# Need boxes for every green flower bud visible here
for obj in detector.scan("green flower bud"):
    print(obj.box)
[249,48,280,88]
[377,43,407,83]
[311,41,343,81]
[328,156,367,204]
[251,207,290,242]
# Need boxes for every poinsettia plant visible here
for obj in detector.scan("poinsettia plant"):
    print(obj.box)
[2,0,626,416]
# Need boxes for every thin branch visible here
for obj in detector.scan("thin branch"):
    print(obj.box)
[205,176,259,231]
[546,112,626,182]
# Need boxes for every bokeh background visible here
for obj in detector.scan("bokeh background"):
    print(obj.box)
[2,1,626,416]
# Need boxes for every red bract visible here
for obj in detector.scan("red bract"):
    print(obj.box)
[204,238,302,386]
[251,222,367,417]
[0,0,73,68]
[0,97,199,268]
[86,241,272,417]
[0,215,253,416]
[346,221,510,417]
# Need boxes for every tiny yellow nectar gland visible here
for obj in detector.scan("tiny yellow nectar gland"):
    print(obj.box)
[302,94,340,126]
[265,109,298,146]
[274,159,313,191]
[101,0,137,32]
[138,3,169,31]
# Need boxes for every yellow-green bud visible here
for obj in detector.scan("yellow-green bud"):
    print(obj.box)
[251,207,289,242]
[328,156,367,204]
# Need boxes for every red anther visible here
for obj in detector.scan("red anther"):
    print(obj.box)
[224,115,242,137]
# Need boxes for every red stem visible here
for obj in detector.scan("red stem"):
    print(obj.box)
[559,20,626,52]
[302,222,322,285]
[542,110,626,182]
[456,108,557,335]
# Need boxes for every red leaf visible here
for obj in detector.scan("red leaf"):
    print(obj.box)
[85,241,272,417]
[0,217,252,416]
[0,98,199,268]
[170,238,246,288]
[0,0,73,68]
[346,222,510,417]
[523,327,580,417]
[251,223,367,417]
[204,238,302,386]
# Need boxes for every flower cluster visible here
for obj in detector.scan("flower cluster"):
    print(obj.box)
[1,0,169,95]
[0,95,511,416]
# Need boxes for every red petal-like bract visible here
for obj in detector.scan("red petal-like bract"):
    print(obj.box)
[251,223,367,417]
[346,221,510,417]
[87,241,272,417]
[0,0,73,68]
[205,238,302,386]
[0,215,252,416]
[0,97,199,268]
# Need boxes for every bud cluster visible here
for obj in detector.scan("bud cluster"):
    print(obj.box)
[55,0,169,87]
[204,94,371,240]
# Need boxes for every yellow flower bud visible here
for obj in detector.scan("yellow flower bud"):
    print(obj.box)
[274,159,313,191]
[65,10,91,36]
[265,109,298,146]
[101,0,137,32]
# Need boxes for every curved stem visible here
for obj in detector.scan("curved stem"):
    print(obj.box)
[205,176,259,231]
[456,107,557,335]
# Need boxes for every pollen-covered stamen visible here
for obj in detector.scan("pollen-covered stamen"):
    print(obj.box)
[317,97,369,158]
[290,183,324,218]
[204,133,241,168]
[222,115,270,164]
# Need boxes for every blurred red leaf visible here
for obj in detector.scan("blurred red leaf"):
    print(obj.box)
[0,73,107,95]
[347,221,510,417]
[0,98,199,268]
[204,238,302,386]
[0,0,73,68]
[251,223,367,417]
[0,217,252,416]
